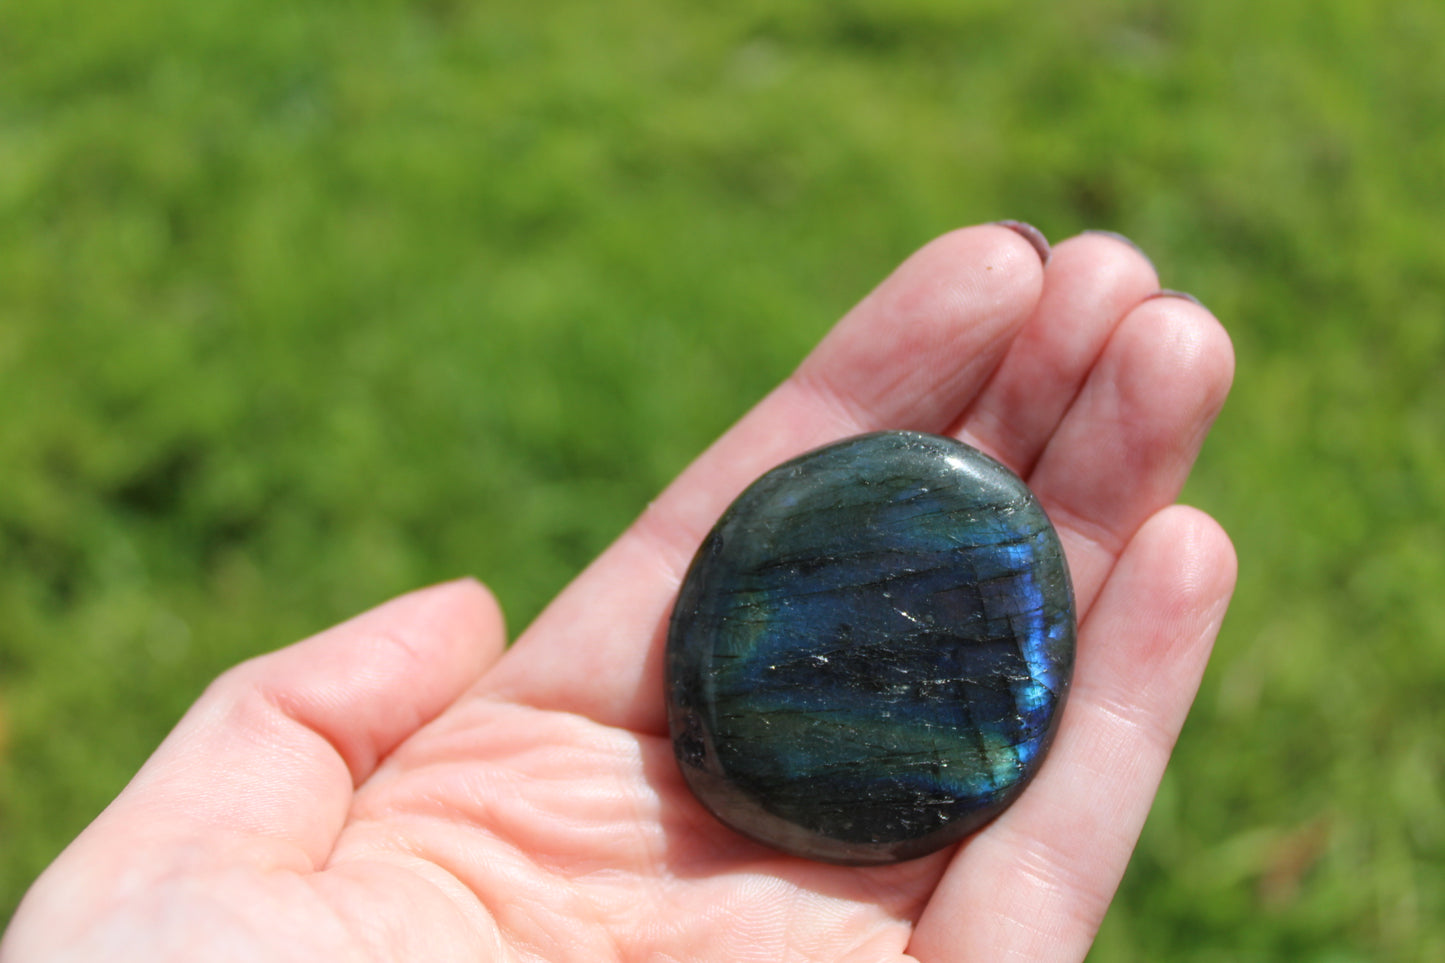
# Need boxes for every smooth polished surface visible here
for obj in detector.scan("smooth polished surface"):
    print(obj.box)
[666,431,1075,865]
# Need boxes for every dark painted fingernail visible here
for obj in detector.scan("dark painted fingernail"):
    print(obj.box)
[1083,229,1156,272]
[993,220,1051,264]
[1146,288,1205,307]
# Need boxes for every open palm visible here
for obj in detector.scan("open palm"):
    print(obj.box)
[2,225,1236,962]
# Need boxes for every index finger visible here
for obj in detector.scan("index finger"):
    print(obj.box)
[482,224,1048,734]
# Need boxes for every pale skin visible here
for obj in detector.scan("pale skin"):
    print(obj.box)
[1,224,1237,962]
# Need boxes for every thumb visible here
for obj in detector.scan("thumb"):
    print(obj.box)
[63,578,505,872]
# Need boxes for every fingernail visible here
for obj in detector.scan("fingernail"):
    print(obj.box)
[1145,288,1205,307]
[1082,229,1156,272]
[993,220,1051,264]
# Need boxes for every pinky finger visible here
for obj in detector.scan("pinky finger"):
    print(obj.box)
[908,505,1237,963]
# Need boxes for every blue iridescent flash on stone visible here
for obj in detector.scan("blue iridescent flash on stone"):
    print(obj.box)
[666,431,1075,865]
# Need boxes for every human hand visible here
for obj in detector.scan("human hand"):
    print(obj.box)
[1,224,1236,962]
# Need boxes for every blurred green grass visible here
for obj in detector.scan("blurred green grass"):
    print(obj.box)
[2,0,1442,957]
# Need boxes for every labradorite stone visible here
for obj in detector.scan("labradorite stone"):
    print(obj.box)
[666,431,1075,865]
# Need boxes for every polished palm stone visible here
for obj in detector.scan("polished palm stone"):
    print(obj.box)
[666,431,1075,865]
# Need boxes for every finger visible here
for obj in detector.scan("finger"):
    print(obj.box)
[73,579,506,870]
[1014,292,1234,618]
[908,505,1237,963]
[952,232,1160,475]
[654,223,1048,569]
[484,224,1048,732]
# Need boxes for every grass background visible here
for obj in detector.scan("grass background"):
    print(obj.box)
[2,0,1442,957]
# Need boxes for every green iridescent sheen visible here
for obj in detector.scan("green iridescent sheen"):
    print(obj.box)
[666,431,1075,865]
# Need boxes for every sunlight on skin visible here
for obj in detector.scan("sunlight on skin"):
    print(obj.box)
[1,224,1235,963]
